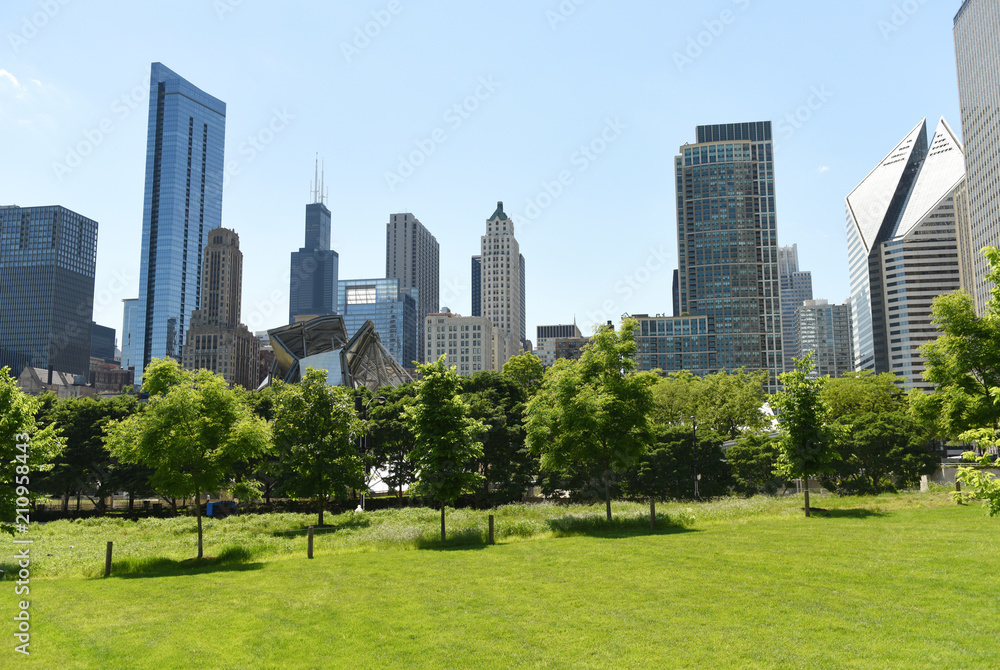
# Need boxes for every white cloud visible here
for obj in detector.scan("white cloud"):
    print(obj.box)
[0,69,25,94]
[817,165,830,174]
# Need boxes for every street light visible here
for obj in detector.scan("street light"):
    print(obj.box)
[691,415,700,501]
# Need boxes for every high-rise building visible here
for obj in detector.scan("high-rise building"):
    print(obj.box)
[795,299,853,379]
[120,298,141,374]
[289,160,338,323]
[386,213,439,363]
[0,205,98,377]
[180,228,260,389]
[778,244,813,371]
[846,118,964,391]
[519,253,526,347]
[954,0,1000,314]
[633,314,716,376]
[426,310,498,375]
[337,278,418,370]
[132,63,226,383]
[471,255,481,316]
[675,121,784,392]
[535,324,582,368]
[479,201,523,365]
[90,323,117,364]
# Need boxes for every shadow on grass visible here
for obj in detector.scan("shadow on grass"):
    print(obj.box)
[416,529,491,551]
[808,508,889,519]
[270,516,373,538]
[110,546,266,579]
[545,514,696,539]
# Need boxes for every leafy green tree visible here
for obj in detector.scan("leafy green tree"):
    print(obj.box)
[501,352,545,397]
[1,367,64,535]
[955,450,1000,516]
[650,371,701,428]
[405,356,485,540]
[727,432,786,496]
[772,354,836,517]
[697,369,769,440]
[105,361,270,558]
[821,411,937,495]
[820,371,905,422]
[526,319,656,521]
[622,426,731,500]
[368,383,418,506]
[461,370,537,507]
[272,368,366,526]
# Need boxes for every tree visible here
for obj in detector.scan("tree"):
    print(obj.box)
[501,352,544,397]
[696,369,769,440]
[526,319,656,521]
[272,368,366,526]
[622,426,731,500]
[367,384,419,506]
[772,354,836,517]
[955,450,1000,516]
[820,371,905,423]
[405,356,484,540]
[461,370,537,507]
[105,360,270,558]
[1,367,64,535]
[727,432,786,496]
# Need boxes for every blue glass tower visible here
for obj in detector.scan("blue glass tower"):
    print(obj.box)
[132,63,226,381]
[337,278,417,369]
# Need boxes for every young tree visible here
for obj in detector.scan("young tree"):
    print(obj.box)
[526,319,656,521]
[622,426,731,500]
[367,384,418,506]
[405,356,484,540]
[772,354,836,517]
[1,367,64,535]
[105,361,270,558]
[272,368,366,526]
[727,432,786,496]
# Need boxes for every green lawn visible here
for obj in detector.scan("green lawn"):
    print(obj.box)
[7,492,1000,669]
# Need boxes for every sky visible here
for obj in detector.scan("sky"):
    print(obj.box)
[0,0,966,346]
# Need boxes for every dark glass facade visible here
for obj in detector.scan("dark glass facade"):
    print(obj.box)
[0,205,97,377]
[133,63,226,381]
[634,315,715,375]
[471,255,481,316]
[90,322,117,363]
[290,201,338,322]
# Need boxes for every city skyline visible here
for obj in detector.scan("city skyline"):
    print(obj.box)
[0,1,966,346]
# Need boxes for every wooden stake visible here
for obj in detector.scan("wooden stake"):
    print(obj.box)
[307,526,314,559]
[650,499,656,529]
[488,514,495,545]
[104,541,113,577]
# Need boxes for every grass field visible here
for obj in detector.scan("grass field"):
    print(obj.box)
[6,492,1000,668]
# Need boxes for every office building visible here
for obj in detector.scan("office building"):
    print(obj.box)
[0,205,98,377]
[337,278,418,369]
[845,118,964,391]
[180,228,259,389]
[290,162,339,323]
[131,63,226,382]
[426,310,499,376]
[954,0,1000,314]
[778,244,814,371]
[120,298,141,375]
[479,201,524,365]
[386,213,439,363]
[554,335,590,363]
[675,121,784,392]
[795,300,853,379]
[535,323,582,368]
[633,314,716,376]
[90,323,117,364]
[471,255,481,316]
[519,253,526,346]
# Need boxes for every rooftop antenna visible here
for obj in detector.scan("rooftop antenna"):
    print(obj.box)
[311,153,319,203]
[321,158,327,206]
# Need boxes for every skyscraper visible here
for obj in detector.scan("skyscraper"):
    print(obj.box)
[778,244,813,371]
[386,213,439,363]
[795,300,853,380]
[0,205,98,377]
[675,122,783,392]
[120,298,141,374]
[954,0,1000,314]
[845,118,964,391]
[479,202,523,364]
[132,63,226,382]
[180,228,259,389]
[289,163,338,323]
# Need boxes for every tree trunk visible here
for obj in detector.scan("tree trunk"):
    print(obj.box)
[604,471,612,522]
[318,495,325,527]
[804,482,811,518]
[128,491,134,513]
[196,485,204,559]
[76,490,81,513]
[441,504,446,542]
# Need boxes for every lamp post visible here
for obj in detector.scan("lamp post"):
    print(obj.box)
[356,394,387,510]
[691,415,700,501]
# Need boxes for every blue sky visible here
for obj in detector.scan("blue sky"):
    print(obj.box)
[0,0,964,345]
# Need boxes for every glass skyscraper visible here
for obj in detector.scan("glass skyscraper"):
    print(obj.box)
[471,255,481,316]
[289,200,338,323]
[0,205,98,377]
[131,63,226,382]
[954,0,1000,315]
[337,278,418,369]
[778,244,813,372]
[846,118,964,390]
[675,121,783,392]
[386,213,439,363]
